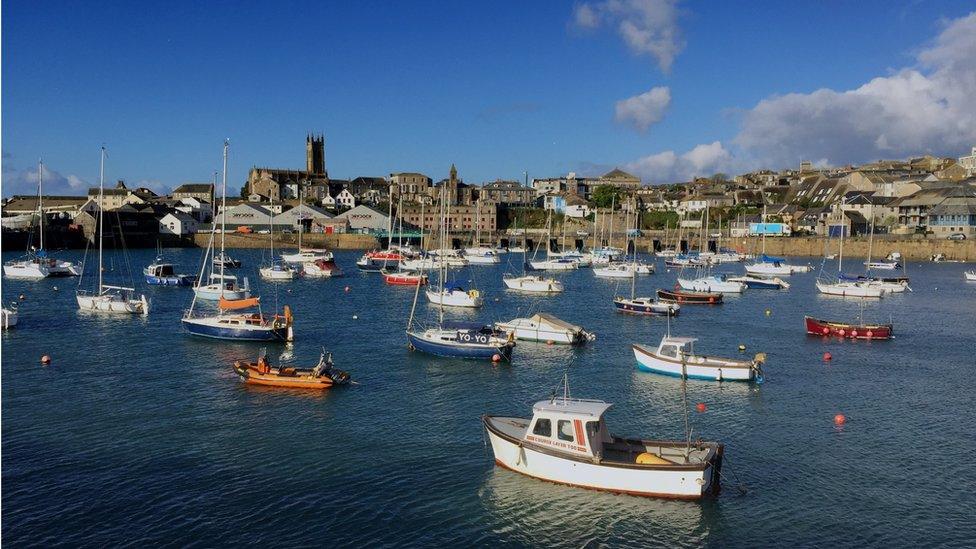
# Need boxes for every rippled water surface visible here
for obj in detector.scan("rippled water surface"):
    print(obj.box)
[3,248,975,547]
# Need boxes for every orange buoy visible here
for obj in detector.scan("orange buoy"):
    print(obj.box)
[834,413,846,425]
[40,355,51,365]
[823,352,832,361]
[695,403,707,413]
[546,340,554,345]
[491,354,502,363]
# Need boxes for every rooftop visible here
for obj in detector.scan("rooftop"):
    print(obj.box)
[533,398,613,418]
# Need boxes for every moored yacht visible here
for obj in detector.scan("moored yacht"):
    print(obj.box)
[495,313,594,345]
[633,336,765,382]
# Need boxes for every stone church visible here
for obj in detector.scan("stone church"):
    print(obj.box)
[247,134,330,201]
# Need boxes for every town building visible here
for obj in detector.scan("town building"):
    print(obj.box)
[926,186,976,238]
[401,200,497,235]
[247,134,329,201]
[334,204,393,233]
[956,147,976,176]
[390,172,434,204]
[479,180,535,206]
[172,183,215,203]
[158,211,200,235]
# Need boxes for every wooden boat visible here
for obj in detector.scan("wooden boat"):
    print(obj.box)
[656,288,722,305]
[633,336,765,382]
[233,351,350,389]
[804,316,892,340]
[483,377,723,500]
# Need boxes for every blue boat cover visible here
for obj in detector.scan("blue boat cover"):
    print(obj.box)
[760,254,785,263]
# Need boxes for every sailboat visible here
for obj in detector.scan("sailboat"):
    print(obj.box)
[502,218,564,294]
[406,188,512,360]
[357,185,416,271]
[259,193,298,280]
[425,194,483,307]
[613,238,678,316]
[182,141,294,342]
[193,146,250,300]
[4,160,81,279]
[744,205,808,277]
[464,198,500,264]
[75,147,149,315]
[676,207,745,294]
[815,220,885,298]
[841,205,910,293]
[281,186,333,265]
[383,193,428,286]
[528,209,578,271]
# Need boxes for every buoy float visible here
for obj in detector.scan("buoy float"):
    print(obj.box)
[53,286,59,291]
[708,297,715,303]
[491,354,502,363]
[765,309,771,316]
[833,413,846,425]
[738,344,746,351]
[546,340,554,346]
[40,355,51,365]
[344,286,350,292]
[19,294,26,301]
[695,403,707,413]
[838,329,846,336]
[823,352,832,361]
[352,315,358,320]
[851,330,858,338]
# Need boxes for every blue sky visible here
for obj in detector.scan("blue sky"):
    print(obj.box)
[3,1,975,196]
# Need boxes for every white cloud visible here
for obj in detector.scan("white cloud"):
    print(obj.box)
[1,160,90,197]
[572,0,684,72]
[624,141,733,183]
[614,86,670,131]
[733,12,976,167]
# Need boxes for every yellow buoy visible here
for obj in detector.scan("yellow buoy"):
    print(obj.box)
[635,452,671,465]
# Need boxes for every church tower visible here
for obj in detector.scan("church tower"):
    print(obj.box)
[306,133,325,175]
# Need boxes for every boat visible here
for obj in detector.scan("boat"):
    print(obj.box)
[281,193,333,265]
[144,246,195,286]
[302,258,343,278]
[502,219,564,294]
[383,268,428,286]
[838,273,909,294]
[865,252,901,270]
[676,272,746,294]
[726,275,789,290]
[2,305,18,329]
[744,255,805,277]
[815,221,885,298]
[463,200,500,264]
[804,315,892,340]
[426,287,483,308]
[657,288,723,305]
[495,313,594,345]
[405,185,513,361]
[194,167,250,300]
[483,376,724,500]
[183,297,294,341]
[633,336,765,382]
[258,193,298,280]
[593,263,635,279]
[75,147,150,316]
[529,210,579,271]
[613,296,679,316]
[966,271,976,281]
[4,159,81,279]
[233,350,350,389]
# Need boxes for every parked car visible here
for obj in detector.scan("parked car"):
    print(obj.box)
[257,229,270,234]
[236,226,253,234]
[947,232,967,240]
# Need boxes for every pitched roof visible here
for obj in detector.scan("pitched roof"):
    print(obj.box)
[173,183,214,194]
[601,168,638,180]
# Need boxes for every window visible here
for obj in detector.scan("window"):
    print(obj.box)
[660,344,678,358]
[532,418,551,437]
[557,420,574,442]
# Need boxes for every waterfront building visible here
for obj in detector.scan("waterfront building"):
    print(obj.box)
[958,147,976,177]
[926,186,976,238]
[401,200,497,235]
[87,180,133,210]
[479,180,535,206]
[247,134,329,201]
[158,211,200,236]
[334,204,393,233]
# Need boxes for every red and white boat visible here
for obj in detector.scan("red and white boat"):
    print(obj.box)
[303,258,343,278]
[804,316,892,340]
[382,269,428,286]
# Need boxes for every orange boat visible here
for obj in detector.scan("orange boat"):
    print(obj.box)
[233,351,350,389]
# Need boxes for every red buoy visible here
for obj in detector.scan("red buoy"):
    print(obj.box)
[823,352,832,361]
[40,355,51,365]
[491,354,501,363]
[834,413,846,425]
[696,402,707,413]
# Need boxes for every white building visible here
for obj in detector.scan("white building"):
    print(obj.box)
[159,211,200,235]
[960,146,976,176]
[334,204,392,233]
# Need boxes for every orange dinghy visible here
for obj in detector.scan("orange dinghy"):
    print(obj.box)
[233,351,350,389]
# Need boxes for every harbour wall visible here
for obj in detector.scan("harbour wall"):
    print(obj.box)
[191,232,381,250]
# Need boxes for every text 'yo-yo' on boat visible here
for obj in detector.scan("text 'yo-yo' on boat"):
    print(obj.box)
[483,377,724,500]
[495,313,595,345]
[632,336,765,382]
[233,350,350,389]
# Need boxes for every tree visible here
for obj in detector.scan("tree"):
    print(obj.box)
[239,185,249,199]
[591,185,622,209]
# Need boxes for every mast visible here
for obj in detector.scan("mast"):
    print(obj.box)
[387,183,394,251]
[38,159,44,251]
[439,185,446,326]
[97,147,105,293]
[866,203,875,271]
[220,140,228,296]
[297,185,303,251]
[630,201,637,299]
[608,195,615,252]
[407,198,424,333]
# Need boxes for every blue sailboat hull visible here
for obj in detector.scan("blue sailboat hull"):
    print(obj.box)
[146,275,195,286]
[182,319,288,341]
[407,333,513,360]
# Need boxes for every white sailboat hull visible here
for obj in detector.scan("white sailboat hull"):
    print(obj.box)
[76,292,149,315]
[486,425,714,499]
[494,317,588,345]
[593,265,635,279]
[2,308,17,329]
[281,250,333,263]
[676,277,746,294]
[965,271,976,281]
[425,289,483,308]
[632,344,754,381]
[816,281,885,298]
[529,260,578,271]
[744,262,793,277]
[260,266,297,280]
[502,275,564,294]
[464,253,501,264]
[3,261,50,279]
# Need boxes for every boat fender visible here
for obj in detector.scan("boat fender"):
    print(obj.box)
[866,330,873,338]
[851,330,858,338]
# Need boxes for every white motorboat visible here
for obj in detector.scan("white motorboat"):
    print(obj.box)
[966,271,976,281]
[865,261,899,270]
[528,258,578,271]
[744,258,794,277]
[676,274,746,294]
[213,252,241,268]
[464,247,501,264]
[593,263,635,279]
[815,280,885,298]
[194,273,251,300]
[282,248,333,264]
[502,274,564,294]
[632,336,765,382]
[75,147,149,316]
[495,313,594,345]
[302,258,343,278]
[426,287,483,308]
[4,258,50,279]
[2,305,18,329]
[260,260,298,280]
[483,380,724,500]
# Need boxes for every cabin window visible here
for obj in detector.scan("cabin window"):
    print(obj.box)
[557,420,574,442]
[532,418,551,437]
[585,421,600,445]
[660,345,678,358]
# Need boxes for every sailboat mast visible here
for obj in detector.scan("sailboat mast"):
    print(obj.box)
[387,184,394,251]
[439,186,446,326]
[38,159,44,251]
[608,195,615,252]
[98,147,105,293]
[220,140,228,294]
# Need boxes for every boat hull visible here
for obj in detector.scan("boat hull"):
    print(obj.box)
[632,344,755,381]
[657,289,722,305]
[484,417,720,500]
[804,316,892,340]
[502,276,564,294]
[76,293,148,315]
[425,289,483,308]
[193,285,249,301]
[407,332,513,360]
[146,275,195,286]
[613,298,678,316]
[383,272,428,286]
[182,317,290,341]
[676,277,745,294]
[3,262,50,279]
[815,281,885,298]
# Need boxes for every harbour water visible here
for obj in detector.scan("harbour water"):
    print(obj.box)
[2,248,975,546]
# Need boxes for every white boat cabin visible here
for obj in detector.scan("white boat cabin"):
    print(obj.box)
[524,398,613,460]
